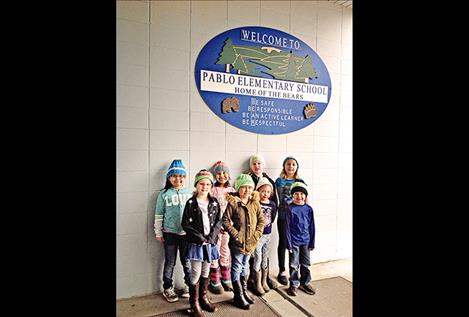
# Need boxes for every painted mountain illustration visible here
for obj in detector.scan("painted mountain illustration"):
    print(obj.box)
[216,37,318,83]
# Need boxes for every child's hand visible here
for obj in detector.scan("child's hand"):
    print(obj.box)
[309,247,314,251]
[288,249,292,253]
[156,236,164,242]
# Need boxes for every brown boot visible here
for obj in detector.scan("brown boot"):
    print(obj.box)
[261,268,270,293]
[253,270,265,296]
[189,282,205,317]
[199,277,217,312]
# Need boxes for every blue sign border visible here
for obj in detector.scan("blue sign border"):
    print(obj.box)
[195,26,332,134]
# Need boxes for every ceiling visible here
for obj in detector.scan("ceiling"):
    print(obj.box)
[328,0,353,9]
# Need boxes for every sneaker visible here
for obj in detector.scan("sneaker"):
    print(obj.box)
[286,286,297,296]
[162,287,179,302]
[277,272,288,286]
[299,283,316,295]
[180,284,190,298]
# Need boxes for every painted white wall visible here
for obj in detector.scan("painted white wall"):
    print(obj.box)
[117,0,352,299]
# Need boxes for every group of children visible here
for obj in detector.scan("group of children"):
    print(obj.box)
[154,155,316,316]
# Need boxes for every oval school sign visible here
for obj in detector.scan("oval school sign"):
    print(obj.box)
[194,26,332,135]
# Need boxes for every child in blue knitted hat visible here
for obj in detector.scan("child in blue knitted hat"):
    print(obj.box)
[154,159,193,302]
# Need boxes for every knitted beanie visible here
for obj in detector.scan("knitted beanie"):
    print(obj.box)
[212,161,230,176]
[166,159,187,178]
[290,181,308,196]
[255,176,273,191]
[234,174,255,191]
[283,156,299,169]
[194,169,214,187]
[249,154,266,168]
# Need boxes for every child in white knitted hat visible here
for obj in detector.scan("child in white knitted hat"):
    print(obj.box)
[251,177,278,296]
[247,154,279,290]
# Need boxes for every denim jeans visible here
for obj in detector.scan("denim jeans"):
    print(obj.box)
[253,234,271,272]
[230,249,250,282]
[288,244,311,288]
[162,232,191,289]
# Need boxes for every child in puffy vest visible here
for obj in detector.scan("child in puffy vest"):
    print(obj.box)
[285,182,316,297]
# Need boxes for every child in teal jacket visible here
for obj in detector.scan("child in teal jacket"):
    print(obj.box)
[154,159,193,302]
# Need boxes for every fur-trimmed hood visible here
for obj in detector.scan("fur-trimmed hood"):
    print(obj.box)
[226,190,260,208]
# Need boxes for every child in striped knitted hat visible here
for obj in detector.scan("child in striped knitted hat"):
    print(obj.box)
[207,161,235,294]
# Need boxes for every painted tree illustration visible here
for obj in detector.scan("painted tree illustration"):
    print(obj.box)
[297,55,317,82]
[216,38,236,72]
[216,38,317,82]
[261,53,290,79]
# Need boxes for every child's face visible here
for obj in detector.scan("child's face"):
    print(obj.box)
[250,160,263,175]
[292,191,306,205]
[284,159,298,177]
[238,186,253,199]
[169,174,185,189]
[215,171,229,185]
[196,178,212,196]
[258,185,272,202]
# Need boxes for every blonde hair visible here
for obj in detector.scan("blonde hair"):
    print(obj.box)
[279,158,299,179]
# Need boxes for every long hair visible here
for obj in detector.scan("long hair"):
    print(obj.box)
[214,180,231,188]
[279,161,299,179]
[161,178,173,193]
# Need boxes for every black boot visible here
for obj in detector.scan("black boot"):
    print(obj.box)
[247,257,255,290]
[199,277,217,312]
[240,275,255,304]
[232,279,250,310]
[266,259,278,290]
[189,282,205,317]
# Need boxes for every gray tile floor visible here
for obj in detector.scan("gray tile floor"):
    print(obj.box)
[117,258,352,317]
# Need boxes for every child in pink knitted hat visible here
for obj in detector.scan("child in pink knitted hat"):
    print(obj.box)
[208,161,235,294]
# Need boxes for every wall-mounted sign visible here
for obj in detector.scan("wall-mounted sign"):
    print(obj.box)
[195,26,332,135]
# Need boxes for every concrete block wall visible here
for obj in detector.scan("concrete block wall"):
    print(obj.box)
[117,0,352,299]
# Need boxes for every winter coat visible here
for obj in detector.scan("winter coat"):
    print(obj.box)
[181,194,223,245]
[223,191,265,255]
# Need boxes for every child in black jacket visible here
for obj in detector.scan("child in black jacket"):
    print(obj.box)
[182,170,223,317]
